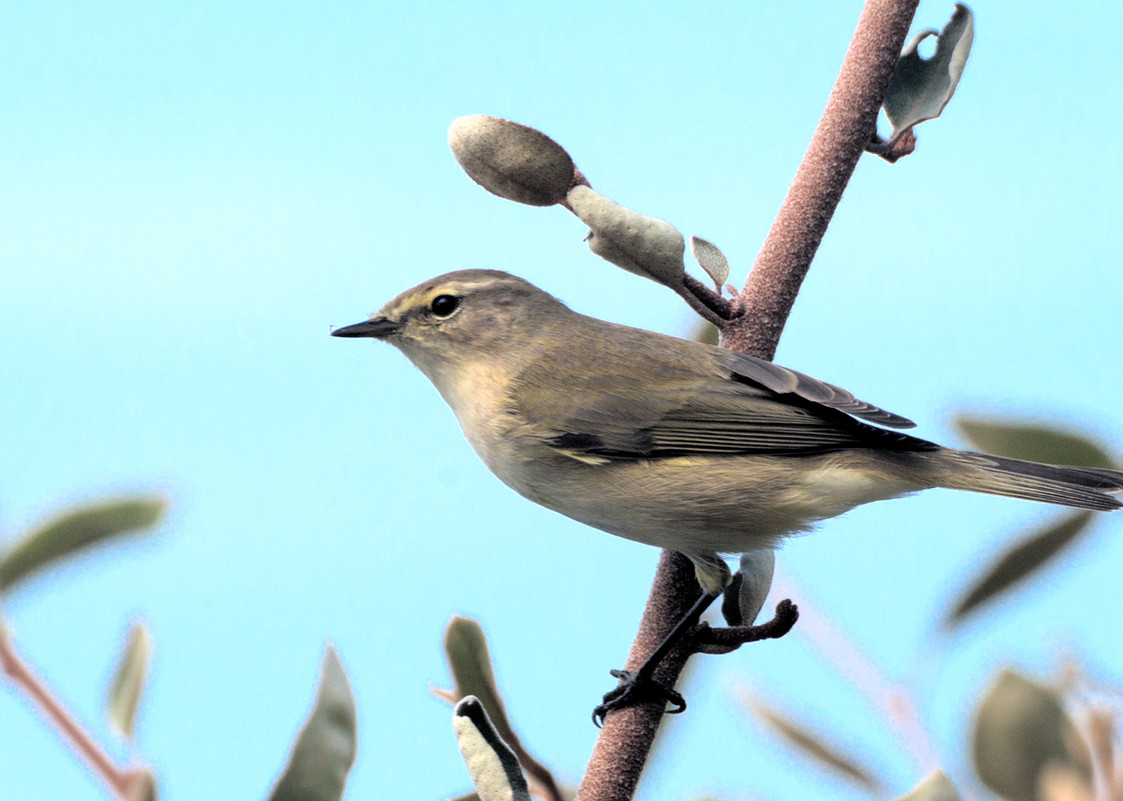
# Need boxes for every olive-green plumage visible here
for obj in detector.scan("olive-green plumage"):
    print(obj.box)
[334,270,1123,593]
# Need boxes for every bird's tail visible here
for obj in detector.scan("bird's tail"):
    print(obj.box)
[928,449,1123,511]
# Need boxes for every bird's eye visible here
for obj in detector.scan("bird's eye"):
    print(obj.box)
[430,295,460,317]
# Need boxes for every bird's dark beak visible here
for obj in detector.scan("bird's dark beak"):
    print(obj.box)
[330,317,400,338]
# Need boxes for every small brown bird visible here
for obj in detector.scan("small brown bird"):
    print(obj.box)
[333,269,1123,595]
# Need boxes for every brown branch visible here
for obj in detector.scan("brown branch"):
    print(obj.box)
[680,273,738,321]
[866,129,918,162]
[0,628,151,800]
[690,600,800,654]
[578,551,700,801]
[723,0,919,361]
[576,3,919,800]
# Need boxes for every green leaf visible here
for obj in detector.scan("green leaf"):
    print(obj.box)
[442,616,520,751]
[891,771,960,801]
[452,697,531,801]
[0,496,167,595]
[944,511,1095,627]
[267,646,357,801]
[690,321,720,346]
[884,4,974,143]
[972,669,1092,801]
[955,418,1117,469]
[440,617,564,801]
[106,621,152,741]
[690,236,730,289]
[742,693,885,792]
[449,115,576,207]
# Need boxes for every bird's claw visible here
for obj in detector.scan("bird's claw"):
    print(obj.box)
[592,668,686,727]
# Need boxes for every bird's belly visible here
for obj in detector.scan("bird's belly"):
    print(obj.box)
[489,451,915,555]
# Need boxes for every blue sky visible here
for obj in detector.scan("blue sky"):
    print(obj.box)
[2,2,1122,799]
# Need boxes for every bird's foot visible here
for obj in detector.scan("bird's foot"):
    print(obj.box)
[592,668,686,727]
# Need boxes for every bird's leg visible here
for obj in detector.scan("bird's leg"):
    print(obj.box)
[592,588,719,727]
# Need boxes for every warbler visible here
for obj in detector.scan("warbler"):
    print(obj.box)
[333,269,1123,595]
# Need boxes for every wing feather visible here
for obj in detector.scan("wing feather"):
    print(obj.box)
[511,319,928,462]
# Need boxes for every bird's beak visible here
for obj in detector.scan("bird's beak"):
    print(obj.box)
[330,317,401,338]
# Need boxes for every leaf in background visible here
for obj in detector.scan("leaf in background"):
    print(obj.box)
[106,621,152,741]
[122,768,158,801]
[891,771,960,801]
[453,696,532,801]
[883,4,973,143]
[448,115,576,207]
[944,511,1094,627]
[741,692,885,793]
[438,617,564,801]
[972,669,1092,801]
[441,616,517,747]
[954,417,1117,469]
[691,321,720,346]
[690,236,730,289]
[1038,765,1096,801]
[267,645,357,801]
[0,496,167,595]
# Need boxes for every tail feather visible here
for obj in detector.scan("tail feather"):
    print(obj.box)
[932,450,1123,511]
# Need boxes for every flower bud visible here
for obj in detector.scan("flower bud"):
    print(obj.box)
[567,185,685,288]
[449,115,575,206]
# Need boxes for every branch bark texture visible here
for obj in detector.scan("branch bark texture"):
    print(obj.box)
[577,2,919,799]
[725,0,919,361]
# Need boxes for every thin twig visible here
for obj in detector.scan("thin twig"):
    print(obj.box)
[773,575,942,774]
[690,600,799,653]
[671,280,726,327]
[866,129,918,162]
[681,274,738,321]
[576,3,919,800]
[0,629,139,800]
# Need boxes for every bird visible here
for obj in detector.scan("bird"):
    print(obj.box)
[332,269,1123,597]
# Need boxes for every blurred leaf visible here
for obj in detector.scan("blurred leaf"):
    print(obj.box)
[267,645,357,801]
[691,321,720,346]
[440,617,564,801]
[944,511,1094,627]
[442,616,519,748]
[972,669,1092,801]
[955,418,1116,469]
[448,794,481,801]
[448,115,575,206]
[891,771,960,801]
[1038,765,1095,801]
[122,768,158,801]
[742,693,885,792]
[0,496,166,595]
[106,622,152,740]
[690,236,730,288]
[453,696,532,801]
[884,4,973,143]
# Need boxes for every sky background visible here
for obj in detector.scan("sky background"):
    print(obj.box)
[2,2,1122,799]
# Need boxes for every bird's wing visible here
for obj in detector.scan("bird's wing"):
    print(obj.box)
[512,355,930,462]
[529,381,932,460]
[714,349,916,429]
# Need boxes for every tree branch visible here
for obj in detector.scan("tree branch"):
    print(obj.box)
[723,0,919,361]
[1,629,152,800]
[576,3,919,799]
